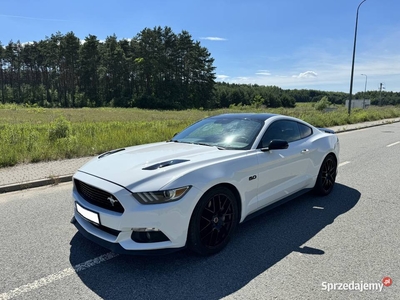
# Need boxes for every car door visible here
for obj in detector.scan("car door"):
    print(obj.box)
[255,120,313,209]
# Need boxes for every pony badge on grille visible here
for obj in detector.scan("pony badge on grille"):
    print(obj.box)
[107,196,119,207]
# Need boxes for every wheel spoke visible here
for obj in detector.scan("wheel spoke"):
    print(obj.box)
[219,224,229,237]
[208,228,218,246]
[212,229,220,246]
[221,202,232,215]
[200,216,212,233]
[200,227,213,243]
[204,198,216,214]
[219,196,228,212]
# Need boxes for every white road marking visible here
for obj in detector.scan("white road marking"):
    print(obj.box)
[0,252,119,300]
[313,206,324,210]
[386,141,400,148]
[338,161,350,167]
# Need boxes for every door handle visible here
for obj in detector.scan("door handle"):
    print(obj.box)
[301,149,309,153]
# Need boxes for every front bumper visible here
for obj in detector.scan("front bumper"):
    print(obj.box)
[72,171,200,254]
[71,216,185,255]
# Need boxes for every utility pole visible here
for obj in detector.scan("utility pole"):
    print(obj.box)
[348,0,367,115]
[379,83,384,106]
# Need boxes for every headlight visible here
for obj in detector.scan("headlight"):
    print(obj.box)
[133,186,191,204]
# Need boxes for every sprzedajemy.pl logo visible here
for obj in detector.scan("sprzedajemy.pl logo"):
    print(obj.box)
[322,277,392,292]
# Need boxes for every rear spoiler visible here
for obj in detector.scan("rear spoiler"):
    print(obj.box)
[317,128,335,134]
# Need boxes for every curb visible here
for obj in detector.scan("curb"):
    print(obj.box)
[0,175,73,194]
[333,119,400,133]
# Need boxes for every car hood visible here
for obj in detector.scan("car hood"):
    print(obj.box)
[78,142,243,191]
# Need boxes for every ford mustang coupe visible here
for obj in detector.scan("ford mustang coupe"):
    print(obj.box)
[71,113,339,255]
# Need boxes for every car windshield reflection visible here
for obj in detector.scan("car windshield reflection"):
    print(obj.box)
[172,117,264,150]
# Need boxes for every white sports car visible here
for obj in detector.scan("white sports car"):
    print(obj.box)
[71,113,339,255]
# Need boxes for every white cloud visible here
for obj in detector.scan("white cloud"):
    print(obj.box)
[0,14,67,22]
[21,41,34,47]
[256,70,271,76]
[218,29,400,92]
[216,74,230,80]
[222,55,400,91]
[293,71,318,78]
[200,37,227,41]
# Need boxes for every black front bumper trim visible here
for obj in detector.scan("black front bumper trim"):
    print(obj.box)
[71,216,185,256]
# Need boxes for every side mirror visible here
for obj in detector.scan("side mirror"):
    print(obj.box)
[261,139,289,152]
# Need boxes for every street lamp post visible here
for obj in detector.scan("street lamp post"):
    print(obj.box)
[348,0,367,115]
[361,73,367,108]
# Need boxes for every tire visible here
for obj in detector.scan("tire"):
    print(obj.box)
[187,187,239,255]
[314,154,337,196]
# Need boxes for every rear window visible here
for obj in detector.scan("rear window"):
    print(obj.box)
[298,123,312,139]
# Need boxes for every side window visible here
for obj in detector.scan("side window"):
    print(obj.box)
[259,120,301,148]
[298,123,313,139]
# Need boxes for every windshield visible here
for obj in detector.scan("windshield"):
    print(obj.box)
[171,117,264,150]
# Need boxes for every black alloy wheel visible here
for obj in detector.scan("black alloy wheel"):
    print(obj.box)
[314,154,337,196]
[188,187,238,255]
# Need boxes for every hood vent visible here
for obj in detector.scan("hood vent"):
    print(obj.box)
[142,159,189,170]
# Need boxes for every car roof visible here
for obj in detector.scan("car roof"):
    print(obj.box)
[210,113,278,121]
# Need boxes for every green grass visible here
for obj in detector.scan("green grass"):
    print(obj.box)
[1,104,400,168]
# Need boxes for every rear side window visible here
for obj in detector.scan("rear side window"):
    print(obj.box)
[298,123,313,139]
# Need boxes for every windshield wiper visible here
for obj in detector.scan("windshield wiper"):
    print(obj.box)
[193,142,211,147]
[167,140,225,150]
[193,142,226,150]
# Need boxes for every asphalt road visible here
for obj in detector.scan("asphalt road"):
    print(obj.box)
[0,123,399,300]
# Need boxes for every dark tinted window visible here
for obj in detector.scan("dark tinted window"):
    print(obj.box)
[298,123,313,139]
[259,120,301,148]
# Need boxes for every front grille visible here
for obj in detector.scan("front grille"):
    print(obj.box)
[74,179,124,213]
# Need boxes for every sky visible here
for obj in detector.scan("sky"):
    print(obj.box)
[1,0,399,93]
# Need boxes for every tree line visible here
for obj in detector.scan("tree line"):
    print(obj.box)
[1,27,399,109]
[0,27,215,109]
[215,84,400,108]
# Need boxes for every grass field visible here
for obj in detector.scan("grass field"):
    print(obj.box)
[1,103,400,168]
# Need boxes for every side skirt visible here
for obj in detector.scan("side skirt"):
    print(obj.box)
[243,188,312,223]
